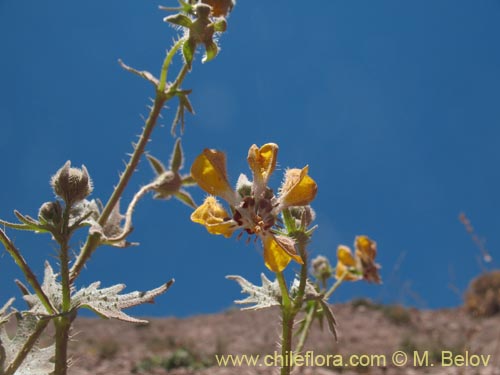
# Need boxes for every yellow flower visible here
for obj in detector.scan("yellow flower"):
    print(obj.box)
[335,245,362,281]
[278,166,318,209]
[190,196,236,238]
[190,143,318,273]
[335,236,381,283]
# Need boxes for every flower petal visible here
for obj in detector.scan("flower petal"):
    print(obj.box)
[191,149,236,204]
[262,234,303,273]
[247,143,278,197]
[190,196,237,238]
[278,166,318,208]
[355,235,381,283]
[335,245,361,281]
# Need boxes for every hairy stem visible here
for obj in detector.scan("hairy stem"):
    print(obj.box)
[292,237,309,314]
[294,302,316,355]
[70,65,190,282]
[325,270,347,300]
[53,316,71,375]
[107,183,156,242]
[53,204,73,375]
[277,272,293,375]
[159,38,184,92]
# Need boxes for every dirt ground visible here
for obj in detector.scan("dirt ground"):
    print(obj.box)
[64,301,500,375]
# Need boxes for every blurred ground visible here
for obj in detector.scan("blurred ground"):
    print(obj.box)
[67,301,500,375]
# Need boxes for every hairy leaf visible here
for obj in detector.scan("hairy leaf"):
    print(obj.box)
[0,314,54,375]
[226,274,281,310]
[72,279,174,323]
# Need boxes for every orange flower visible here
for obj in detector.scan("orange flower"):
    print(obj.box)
[335,236,381,283]
[190,143,318,272]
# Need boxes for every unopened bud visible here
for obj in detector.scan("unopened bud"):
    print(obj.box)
[50,161,93,205]
[38,201,63,225]
[311,255,332,281]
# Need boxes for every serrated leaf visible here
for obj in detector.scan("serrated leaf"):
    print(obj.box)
[0,298,15,327]
[72,279,174,323]
[23,262,61,316]
[226,274,281,310]
[0,314,54,375]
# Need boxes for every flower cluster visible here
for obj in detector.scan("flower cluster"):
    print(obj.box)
[190,143,318,273]
[335,235,381,283]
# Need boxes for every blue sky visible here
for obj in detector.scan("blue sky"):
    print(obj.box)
[1,0,499,317]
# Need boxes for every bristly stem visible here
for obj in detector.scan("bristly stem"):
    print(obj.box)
[293,236,309,314]
[159,38,184,92]
[277,271,293,375]
[54,204,73,375]
[70,58,190,283]
[294,301,316,355]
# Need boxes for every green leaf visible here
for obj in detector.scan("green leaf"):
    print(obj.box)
[203,41,218,63]
[213,19,227,32]
[182,38,196,67]
[164,14,193,28]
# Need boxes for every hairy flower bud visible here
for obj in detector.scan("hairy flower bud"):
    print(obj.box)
[38,201,63,225]
[311,255,332,282]
[289,206,316,227]
[50,161,93,205]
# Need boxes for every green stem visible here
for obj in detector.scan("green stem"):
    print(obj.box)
[158,38,184,93]
[53,317,71,375]
[276,271,290,309]
[53,205,73,375]
[294,301,316,355]
[0,229,55,315]
[277,271,293,375]
[325,270,347,300]
[292,237,308,314]
[281,208,296,233]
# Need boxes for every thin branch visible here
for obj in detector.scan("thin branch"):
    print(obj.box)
[0,229,56,315]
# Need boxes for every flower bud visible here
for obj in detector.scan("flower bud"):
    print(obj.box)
[38,201,63,225]
[311,255,332,281]
[235,173,252,198]
[50,161,93,205]
[289,206,316,227]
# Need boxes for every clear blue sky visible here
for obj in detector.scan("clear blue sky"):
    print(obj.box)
[1,0,499,317]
